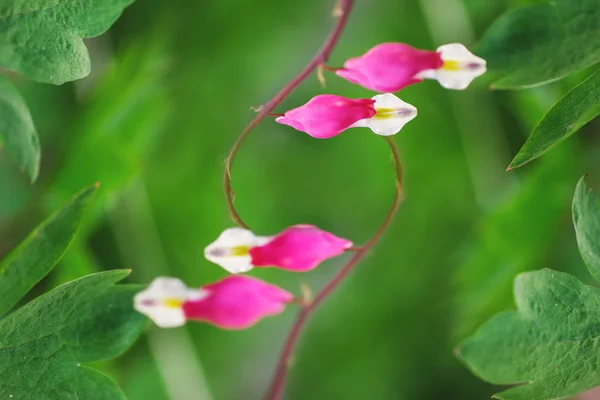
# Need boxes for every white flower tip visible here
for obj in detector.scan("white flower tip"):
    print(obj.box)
[204,228,271,274]
[430,43,487,90]
[134,277,205,328]
[352,93,417,136]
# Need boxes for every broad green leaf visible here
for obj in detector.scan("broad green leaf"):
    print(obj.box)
[0,0,135,84]
[0,75,39,182]
[573,177,600,282]
[509,70,600,168]
[0,184,97,316]
[457,269,600,400]
[478,0,600,89]
[0,270,145,399]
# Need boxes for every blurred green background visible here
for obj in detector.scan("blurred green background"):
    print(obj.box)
[1,0,600,399]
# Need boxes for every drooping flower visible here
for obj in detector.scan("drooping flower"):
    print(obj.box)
[275,93,416,138]
[134,275,293,329]
[335,42,486,92]
[275,94,375,139]
[205,225,353,273]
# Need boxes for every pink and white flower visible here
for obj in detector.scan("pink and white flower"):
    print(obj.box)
[336,42,486,92]
[134,275,293,329]
[204,225,353,273]
[275,93,416,138]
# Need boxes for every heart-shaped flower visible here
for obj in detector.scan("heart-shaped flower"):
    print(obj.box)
[336,42,486,92]
[275,93,416,138]
[134,275,293,329]
[204,225,353,273]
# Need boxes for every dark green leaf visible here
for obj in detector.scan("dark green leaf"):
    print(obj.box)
[0,270,145,399]
[0,184,97,316]
[573,176,600,282]
[457,269,600,400]
[0,0,135,84]
[509,70,600,168]
[478,0,600,89]
[0,75,39,182]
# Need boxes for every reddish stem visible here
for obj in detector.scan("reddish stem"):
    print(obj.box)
[264,137,403,400]
[223,0,355,229]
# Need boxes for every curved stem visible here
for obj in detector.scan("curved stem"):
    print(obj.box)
[264,137,403,400]
[223,0,355,229]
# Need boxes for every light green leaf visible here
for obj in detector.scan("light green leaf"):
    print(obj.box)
[0,183,97,316]
[478,0,600,89]
[0,75,39,182]
[573,177,600,282]
[0,0,135,84]
[457,269,600,400]
[509,70,600,168]
[0,270,145,399]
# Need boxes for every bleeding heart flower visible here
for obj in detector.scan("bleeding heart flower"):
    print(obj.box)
[275,94,376,139]
[134,275,293,329]
[335,42,486,92]
[205,225,353,273]
[275,93,416,138]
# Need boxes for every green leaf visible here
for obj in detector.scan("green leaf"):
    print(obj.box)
[0,270,145,399]
[573,176,600,282]
[0,0,135,84]
[457,269,600,400]
[0,75,40,182]
[478,0,600,89]
[0,183,98,316]
[509,69,600,168]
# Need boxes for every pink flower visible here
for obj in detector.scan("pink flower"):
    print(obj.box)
[336,43,486,91]
[134,275,293,329]
[204,225,353,273]
[275,93,417,138]
[275,94,375,138]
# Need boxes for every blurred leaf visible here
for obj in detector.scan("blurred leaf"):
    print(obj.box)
[510,69,600,168]
[573,176,600,282]
[478,0,600,89]
[457,269,600,400]
[453,143,576,338]
[0,184,97,316]
[49,39,169,220]
[0,0,134,84]
[0,270,145,399]
[0,75,39,182]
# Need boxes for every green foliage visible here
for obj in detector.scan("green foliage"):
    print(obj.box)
[49,39,169,216]
[0,186,144,399]
[0,0,135,84]
[0,75,39,182]
[458,269,600,400]
[509,69,600,168]
[458,178,600,400]
[0,270,145,399]
[478,0,600,89]
[0,184,97,316]
[573,177,600,282]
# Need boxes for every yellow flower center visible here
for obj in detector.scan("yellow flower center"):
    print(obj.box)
[163,298,184,308]
[442,60,462,71]
[373,107,395,120]
[230,245,251,256]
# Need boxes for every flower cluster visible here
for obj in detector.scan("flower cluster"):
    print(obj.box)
[134,41,485,330]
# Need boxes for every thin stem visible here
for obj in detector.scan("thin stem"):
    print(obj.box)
[264,137,403,400]
[223,0,355,229]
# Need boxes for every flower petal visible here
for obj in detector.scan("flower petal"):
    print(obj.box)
[183,275,293,329]
[249,224,353,271]
[417,43,486,90]
[351,93,417,136]
[134,277,207,328]
[204,228,271,274]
